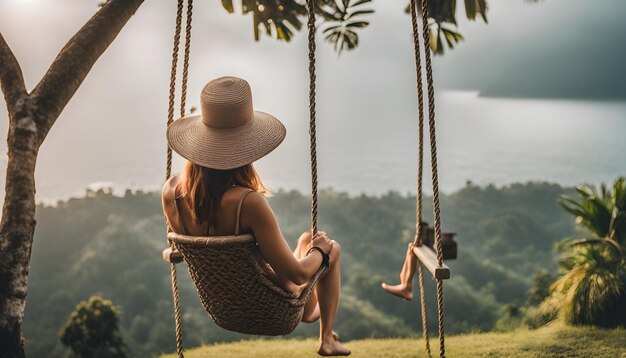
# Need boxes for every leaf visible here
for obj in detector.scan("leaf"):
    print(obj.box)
[464,0,488,22]
[252,10,260,41]
[346,21,369,28]
[221,0,235,13]
[351,0,373,7]
[478,0,488,22]
[319,0,373,54]
[346,9,375,20]
[323,25,343,34]
[275,22,293,41]
[241,0,254,14]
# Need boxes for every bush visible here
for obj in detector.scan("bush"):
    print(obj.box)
[60,296,127,358]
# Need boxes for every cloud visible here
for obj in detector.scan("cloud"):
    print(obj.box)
[431,0,626,99]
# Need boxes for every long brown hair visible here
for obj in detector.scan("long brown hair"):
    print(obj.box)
[180,161,269,227]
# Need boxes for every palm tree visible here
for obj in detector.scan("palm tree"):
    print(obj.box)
[544,178,626,327]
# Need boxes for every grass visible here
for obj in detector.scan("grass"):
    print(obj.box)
[161,323,626,357]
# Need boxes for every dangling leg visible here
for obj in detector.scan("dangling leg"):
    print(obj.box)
[316,240,350,356]
[381,243,416,300]
[297,233,340,341]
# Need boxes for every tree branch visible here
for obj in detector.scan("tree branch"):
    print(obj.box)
[32,0,145,143]
[0,33,27,119]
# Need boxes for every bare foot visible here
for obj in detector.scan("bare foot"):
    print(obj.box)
[332,331,340,341]
[318,338,351,356]
[381,282,413,301]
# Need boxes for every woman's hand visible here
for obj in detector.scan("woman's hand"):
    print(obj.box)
[311,231,333,254]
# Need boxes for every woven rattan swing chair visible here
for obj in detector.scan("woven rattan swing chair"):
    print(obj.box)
[160,0,326,356]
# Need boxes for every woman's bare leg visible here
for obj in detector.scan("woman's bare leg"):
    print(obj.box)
[296,234,339,341]
[316,240,350,356]
[381,243,416,300]
[295,232,322,322]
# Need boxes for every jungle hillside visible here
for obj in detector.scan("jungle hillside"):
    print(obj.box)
[24,181,582,357]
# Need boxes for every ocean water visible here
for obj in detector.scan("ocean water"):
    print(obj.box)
[256,91,626,196]
[21,91,625,203]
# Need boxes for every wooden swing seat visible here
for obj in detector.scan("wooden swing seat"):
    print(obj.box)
[413,245,450,280]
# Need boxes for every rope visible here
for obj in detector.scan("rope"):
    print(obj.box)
[417,262,431,356]
[170,262,184,358]
[418,0,446,355]
[435,279,445,358]
[165,0,189,357]
[166,0,184,181]
[409,0,431,355]
[180,0,193,117]
[306,0,319,237]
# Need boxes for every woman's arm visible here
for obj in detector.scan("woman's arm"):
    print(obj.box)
[242,192,326,285]
[161,177,178,233]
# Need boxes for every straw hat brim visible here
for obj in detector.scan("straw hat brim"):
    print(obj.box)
[167,111,286,170]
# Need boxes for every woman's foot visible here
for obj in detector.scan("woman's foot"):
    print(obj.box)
[318,337,351,356]
[381,282,413,301]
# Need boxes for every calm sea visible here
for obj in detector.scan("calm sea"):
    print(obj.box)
[258,92,626,196]
[19,92,626,202]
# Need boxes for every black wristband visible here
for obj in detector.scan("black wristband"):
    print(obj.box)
[307,246,330,268]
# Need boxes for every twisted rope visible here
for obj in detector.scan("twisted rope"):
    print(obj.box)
[418,0,446,356]
[420,0,443,272]
[180,0,193,117]
[435,279,445,358]
[170,262,184,358]
[306,0,319,237]
[166,0,184,181]
[166,1,187,357]
[409,0,431,356]
[417,262,431,355]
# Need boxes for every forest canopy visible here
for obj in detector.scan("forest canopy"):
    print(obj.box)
[24,182,575,357]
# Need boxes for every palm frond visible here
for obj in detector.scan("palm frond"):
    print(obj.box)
[464,0,488,22]
[549,178,626,327]
[550,245,626,326]
[225,0,307,42]
[222,0,235,13]
[569,238,624,261]
[559,188,613,238]
[319,0,373,54]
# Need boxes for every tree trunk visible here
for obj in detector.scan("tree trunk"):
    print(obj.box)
[0,104,38,358]
[0,0,144,356]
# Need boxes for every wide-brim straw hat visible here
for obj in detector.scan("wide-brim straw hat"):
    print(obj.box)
[167,76,286,170]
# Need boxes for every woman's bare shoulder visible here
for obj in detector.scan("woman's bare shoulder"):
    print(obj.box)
[243,190,270,208]
[162,174,182,202]
[240,190,274,221]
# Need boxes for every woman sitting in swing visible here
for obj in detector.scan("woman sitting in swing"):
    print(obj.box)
[162,76,350,356]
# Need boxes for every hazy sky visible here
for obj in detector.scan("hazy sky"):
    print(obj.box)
[0,0,625,201]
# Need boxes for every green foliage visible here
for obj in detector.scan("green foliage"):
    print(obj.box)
[544,178,626,327]
[223,0,307,42]
[426,0,469,55]
[60,296,127,358]
[23,183,575,357]
[319,0,373,53]
[404,0,488,55]
[221,0,491,54]
[493,304,524,332]
[527,270,554,306]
